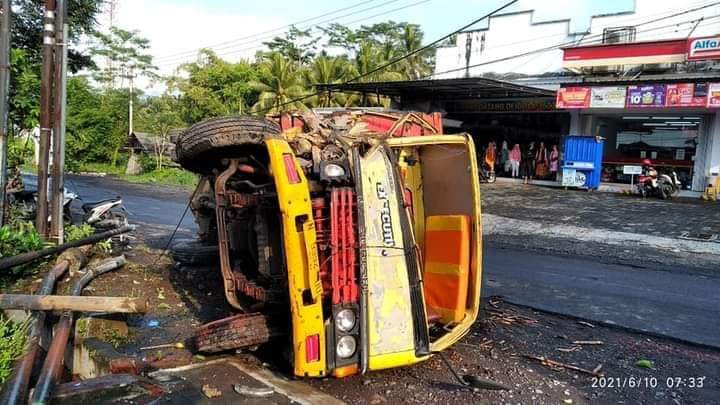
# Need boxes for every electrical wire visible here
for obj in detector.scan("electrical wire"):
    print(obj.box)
[154,0,411,65]
[153,0,385,61]
[248,0,520,115]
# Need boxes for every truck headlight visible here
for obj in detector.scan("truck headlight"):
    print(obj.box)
[323,163,345,178]
[335,309,356,332]
[336,336,356,359]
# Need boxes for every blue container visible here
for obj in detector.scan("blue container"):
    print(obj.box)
[562,136,604,189]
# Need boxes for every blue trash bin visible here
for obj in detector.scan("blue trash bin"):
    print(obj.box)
[562,136,604,189]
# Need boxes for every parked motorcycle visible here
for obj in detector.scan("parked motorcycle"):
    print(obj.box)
[637,159,681,199]
[80,196,131,246]
[478,163,496,183]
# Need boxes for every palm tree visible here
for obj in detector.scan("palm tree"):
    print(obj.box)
[396,24,431,80]
[250,53,307,113]
[353,41,403,106]
[303,56,355,107]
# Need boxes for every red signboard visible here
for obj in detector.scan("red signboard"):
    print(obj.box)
[688,36,720,61]
[556,87,590,109]
[562,39,687,68]
[666,83,708,107]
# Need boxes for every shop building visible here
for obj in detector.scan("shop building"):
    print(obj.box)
[558,36,720,193]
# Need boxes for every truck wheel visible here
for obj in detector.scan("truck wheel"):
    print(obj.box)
[175,116,281,174]
[171,240,219,265]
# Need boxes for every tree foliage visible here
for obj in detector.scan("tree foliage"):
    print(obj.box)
[90,27,157,87]
[168,50,260,123]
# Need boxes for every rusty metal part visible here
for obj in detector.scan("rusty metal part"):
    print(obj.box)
[214,159,260,312]
[0,225,134,271]
[194,313,280,353]
[0,260,69,405]
[51,374,164,404]
[31,256,126,405]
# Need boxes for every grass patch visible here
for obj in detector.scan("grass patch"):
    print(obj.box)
[120,168,198,189]
[0,316,30,385]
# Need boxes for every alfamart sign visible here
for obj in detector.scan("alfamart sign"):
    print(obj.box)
[688,36,720,61]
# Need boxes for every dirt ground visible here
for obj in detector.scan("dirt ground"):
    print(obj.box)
[4,234,719,404]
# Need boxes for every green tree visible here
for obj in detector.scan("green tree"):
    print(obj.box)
[250,53,307,114]
[396,24,432,80]
[8,49,40,132]
[12,0,103,71]
[90,26,157,87]
[136,95,184,170]
[263,26,319,65]
[168,49,260,123]
[303,56,355,107]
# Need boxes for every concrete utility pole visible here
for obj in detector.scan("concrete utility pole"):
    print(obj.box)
[0,0,11,227]
[36,0,56,237]
[128,71,134,136]
[50,0,67,242]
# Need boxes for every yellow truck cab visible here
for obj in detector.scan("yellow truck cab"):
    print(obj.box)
[175,113,482,378]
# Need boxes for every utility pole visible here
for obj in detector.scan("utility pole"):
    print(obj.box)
[0,0,11,228]
[36,0,56,237]
[50,0,67,242]
[128,71,134,136]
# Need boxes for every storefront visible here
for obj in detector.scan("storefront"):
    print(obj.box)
[559,82,720,192]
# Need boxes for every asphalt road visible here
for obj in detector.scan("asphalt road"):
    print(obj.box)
[26,173,720,348]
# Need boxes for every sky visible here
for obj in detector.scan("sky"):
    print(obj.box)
[107,0,636,91]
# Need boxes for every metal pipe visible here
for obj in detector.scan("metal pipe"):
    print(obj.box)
[0,0,11,227]
[36,0,56,237]
[0,225,134,271]
[49,0,67,242]
[31,255,126,404]
[0,260,69,405]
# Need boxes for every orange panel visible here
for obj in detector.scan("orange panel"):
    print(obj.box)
[423,215,471,324]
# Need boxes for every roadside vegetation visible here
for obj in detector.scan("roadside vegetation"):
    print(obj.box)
[5,3,433,186]
[0,316,29,385]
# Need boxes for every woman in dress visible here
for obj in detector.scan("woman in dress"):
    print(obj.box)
[549,144,559,181]
[509,144,521,178]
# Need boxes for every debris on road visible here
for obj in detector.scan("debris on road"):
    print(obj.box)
[233,383,275,397]
[523,354,603,377]
[577,321,595,328]
[201,384,222,398]
[0,294,147,313]
[634,359,654,369]
[140,342,186,351]
[572,340,603,345]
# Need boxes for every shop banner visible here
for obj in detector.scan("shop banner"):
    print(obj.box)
[666,83,708,107]
[556,87,590,109]
[626,85,666,108]
[709,83,720,108]
[590,86,626,108]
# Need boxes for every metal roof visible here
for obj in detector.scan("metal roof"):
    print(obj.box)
[316,77,555,101]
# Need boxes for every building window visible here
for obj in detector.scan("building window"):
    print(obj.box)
[602,27,637,44]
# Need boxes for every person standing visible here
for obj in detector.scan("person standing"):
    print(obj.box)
[509,144,521,178]
[549,144,559,181]
[500,141,510,175]
[535,141,548,179]
[521,141,535,184]
[484,141,497,172]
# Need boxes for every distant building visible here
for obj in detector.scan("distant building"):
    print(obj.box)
[433,1,720,84]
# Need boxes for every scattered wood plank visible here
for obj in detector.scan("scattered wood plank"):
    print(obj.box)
[523,354,602,377]
[0,294,147,313]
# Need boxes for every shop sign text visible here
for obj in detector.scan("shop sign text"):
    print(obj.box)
[688,36,720,61]
[708,83,720,108]
[556,87,591,109]
[666,83,707,107]
[626,85,666,108]
[590,86,626,108]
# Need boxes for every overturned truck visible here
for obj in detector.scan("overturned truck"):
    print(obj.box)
[174,110,483,378]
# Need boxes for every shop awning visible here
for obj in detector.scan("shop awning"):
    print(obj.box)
[316,77,555,101]
[562,38,688,69]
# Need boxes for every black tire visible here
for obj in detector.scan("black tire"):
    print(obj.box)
[171,240,219,265]
[487,171,496,183]
[175,116,281,174]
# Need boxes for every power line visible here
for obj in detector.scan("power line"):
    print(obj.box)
[154,0,384,61]
[154,0,409,64]
[156,0,432,68]
[248,0,520,115]
[429,11,720,79]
